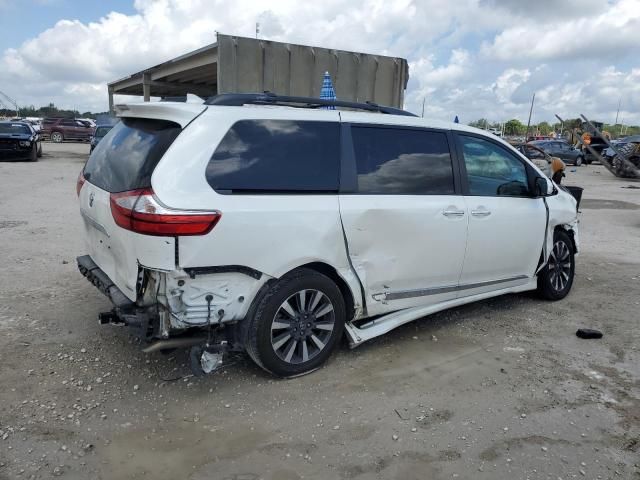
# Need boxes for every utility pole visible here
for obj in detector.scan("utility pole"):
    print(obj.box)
[525,92,535,140]
[421,97,425,117]
[614,97,621,126]
[255,22,260,39]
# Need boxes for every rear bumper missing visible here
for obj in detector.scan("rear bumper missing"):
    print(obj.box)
[77,255,133,308]
[77,255,153,337]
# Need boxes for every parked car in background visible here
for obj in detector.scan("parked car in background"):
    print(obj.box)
[514,143,554,177]
[602,136,640,158]
[601,135,640,178]
[23,117,42,132]
[76,94,579,378]
[41,118,93,143]
[0,121,42,161]
[90,124,115,153]
[78,118,97,128]
[529,140,585,166]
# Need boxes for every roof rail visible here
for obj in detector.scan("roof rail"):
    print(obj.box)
[204,93,417,117]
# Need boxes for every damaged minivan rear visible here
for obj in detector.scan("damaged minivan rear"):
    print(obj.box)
[77,94,579,378]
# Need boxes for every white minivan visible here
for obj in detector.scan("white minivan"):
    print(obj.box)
[77,94,579,378]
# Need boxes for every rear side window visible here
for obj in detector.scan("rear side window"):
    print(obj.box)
[83,118,181,193]
[351,126,454,194]
[206,120,339,193]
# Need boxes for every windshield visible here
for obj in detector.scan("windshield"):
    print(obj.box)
[83,118,181,193]
[0,123,31,135]
[94,126,113,137]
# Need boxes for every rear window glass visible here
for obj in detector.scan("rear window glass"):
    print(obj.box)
[94,126,113,137]
[0,123,31,135]
[206,120,339,193]
[351,126,454,195]
[83,118,181,193]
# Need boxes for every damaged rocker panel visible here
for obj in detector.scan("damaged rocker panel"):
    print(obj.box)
[373,275,529,302]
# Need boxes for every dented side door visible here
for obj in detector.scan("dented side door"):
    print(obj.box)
[337,118,468,317]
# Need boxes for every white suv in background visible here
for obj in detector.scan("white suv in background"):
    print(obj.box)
[76,93,579,378]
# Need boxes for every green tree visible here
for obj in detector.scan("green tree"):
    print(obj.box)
[537,121,552,135]
[504,118,525,135]
[469,118,489,129]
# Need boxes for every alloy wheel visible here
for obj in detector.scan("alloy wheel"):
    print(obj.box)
[548,240,571,291]
[270,289,335,364]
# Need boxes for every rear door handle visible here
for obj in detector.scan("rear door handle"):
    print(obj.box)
[443,209,465,218]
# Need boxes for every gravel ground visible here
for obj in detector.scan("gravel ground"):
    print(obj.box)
[0,142,639,480]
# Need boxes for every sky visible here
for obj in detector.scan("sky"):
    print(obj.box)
[0,0,639,125]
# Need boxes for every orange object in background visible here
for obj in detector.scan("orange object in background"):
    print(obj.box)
[582,132,592,145]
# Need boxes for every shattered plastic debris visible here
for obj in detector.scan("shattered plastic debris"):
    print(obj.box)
[576,328,603,339]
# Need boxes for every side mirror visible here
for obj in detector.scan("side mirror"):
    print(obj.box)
[534,176,553,197]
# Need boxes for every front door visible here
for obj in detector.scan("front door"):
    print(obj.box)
[455,133,547,296]
[338,120,468,317]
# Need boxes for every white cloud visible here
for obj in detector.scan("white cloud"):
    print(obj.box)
[482,0,640,62]
[0,0,639,124]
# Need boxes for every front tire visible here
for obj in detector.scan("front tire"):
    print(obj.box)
[537,229,575,300]
[29,144,38,162]
[245,268,345,378]
[575,156,583,166]
[51,132,63,143]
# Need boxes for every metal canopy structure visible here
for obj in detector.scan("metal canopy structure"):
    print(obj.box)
[108,33,409,113]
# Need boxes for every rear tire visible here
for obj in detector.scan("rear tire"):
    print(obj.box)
[51,131,63,143]
[537,229,575,300]
[245,268,345,378]
[575,156,583,166]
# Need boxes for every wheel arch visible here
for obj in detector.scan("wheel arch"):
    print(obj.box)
[555,224,578,254]
[289,262,357,322]
[236,261,361,351]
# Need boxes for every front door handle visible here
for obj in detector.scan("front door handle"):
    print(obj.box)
[443,209,465,218]
[471,209,491,217]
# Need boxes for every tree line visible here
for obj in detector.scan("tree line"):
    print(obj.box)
[0,103,109,119]
[468,118,639,138]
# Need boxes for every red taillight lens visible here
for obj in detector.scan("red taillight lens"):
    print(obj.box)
[76,171,86,196]
[110,188,221,236]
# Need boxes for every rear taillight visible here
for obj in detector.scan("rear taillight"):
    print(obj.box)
[76,170,85,196]
[110,188,221,236]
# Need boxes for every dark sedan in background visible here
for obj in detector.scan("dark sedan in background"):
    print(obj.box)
[0,121,42,162]
[89,124,114,153]
[528,140,585,166]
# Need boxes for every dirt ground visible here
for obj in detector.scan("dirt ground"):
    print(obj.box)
[0,142,638,480]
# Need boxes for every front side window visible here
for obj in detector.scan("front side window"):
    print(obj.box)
[351,126,454,195]
[206,120,339,193]
[460,135,530,197]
